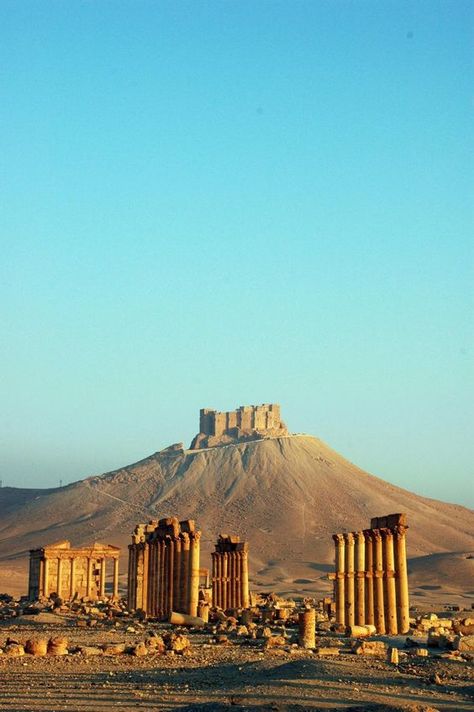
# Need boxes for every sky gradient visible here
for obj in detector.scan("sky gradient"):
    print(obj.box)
[1,1,473,506]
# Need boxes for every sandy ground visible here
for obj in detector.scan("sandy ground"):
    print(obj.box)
[0,615,472,712]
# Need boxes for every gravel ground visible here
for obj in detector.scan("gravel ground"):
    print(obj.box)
[0,618,473,712]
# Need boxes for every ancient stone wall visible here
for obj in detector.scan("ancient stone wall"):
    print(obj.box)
[329,513,409,635]
[193,404,287,449]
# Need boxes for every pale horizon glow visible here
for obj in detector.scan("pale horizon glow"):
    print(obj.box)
[1,1,473,507]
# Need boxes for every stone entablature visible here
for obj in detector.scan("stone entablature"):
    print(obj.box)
[191,403,288,449]
[28,540,120,601]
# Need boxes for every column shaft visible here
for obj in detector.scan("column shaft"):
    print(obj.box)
[57,558,63,598]
[394,527,410,634]
[173,538,182,612]
[113,557,119,599]
[355,532,365,625]
[383,529,398,635]
[333,535,345,626]
[100,558,106,598]
[240,550,250,609]
[344,533,355,628]
[373,531,386,634]
[364,532,374,626]
[188,533,200,616]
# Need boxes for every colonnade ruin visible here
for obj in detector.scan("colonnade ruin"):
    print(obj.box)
[28,541,120,601]
[329,513,410,634]
[211,535,250,610]
[127,518,201,618]
[27,510,412,644]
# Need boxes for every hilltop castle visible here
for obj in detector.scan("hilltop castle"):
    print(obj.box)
[190,403,288,450]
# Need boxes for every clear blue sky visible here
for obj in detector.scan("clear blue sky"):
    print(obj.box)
[1,1,473,506]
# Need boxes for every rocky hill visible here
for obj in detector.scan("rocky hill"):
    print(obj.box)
[0,434,473,603]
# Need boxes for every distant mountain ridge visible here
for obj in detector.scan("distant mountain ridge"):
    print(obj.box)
[0,434,473,601]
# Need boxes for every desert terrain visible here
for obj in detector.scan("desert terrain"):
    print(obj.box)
[0,434,473,609]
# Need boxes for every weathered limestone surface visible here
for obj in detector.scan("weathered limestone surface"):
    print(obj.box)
[128,518,201,619]
[28,541,120,601]
[190,403,288,449]
[211,535,250,610]
[329,513,410,635]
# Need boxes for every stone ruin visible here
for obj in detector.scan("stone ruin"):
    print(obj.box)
[211,535,250,610]
[190,403,288,449]
[28,540,120,601]
[329,513,410,634]
[127,522,250,619]
[127,518,201,619]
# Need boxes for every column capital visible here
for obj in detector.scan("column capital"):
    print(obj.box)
[343,532,355,545]
[393,525,408,540]
[332,533,345,544]
[380,527,394,541]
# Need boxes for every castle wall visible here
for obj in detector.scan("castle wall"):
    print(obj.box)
[196,404,285,446]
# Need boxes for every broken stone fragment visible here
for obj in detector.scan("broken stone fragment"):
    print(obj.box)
[314,647,340,656]
[102,643,126,655]
[453,634,474,651]
[80,646,103,656]
[264,635,286,648]
[25,638,48,656]
[352,640,387,656]
[47,637,68,655]
[4,644,25,657]
[131,642,147,656]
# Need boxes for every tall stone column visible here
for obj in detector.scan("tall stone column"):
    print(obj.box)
[298,609,316,649]
[240,549,250,609]
[188,532,200,616]
[211,551,219,608]
[43,556,50,597]
[228,551,235,608]
[113,557,119,600]
[373,530,386,634]
[222,552,228,611]
[382,528,398,635]
[148,541,154,615]
[355,532,365,626]
[344,532,355,628]
[363,530,374,626]
[180,533,190,612]
[127,546,135,609]
[70,558,76,599]
[157,539,165,618]
[135,544,145,610]
[394,526,409,634]
[173,537,182,611]
[166,538,175,617]
[99,558,106,598]
[86,557,94,599]
[57,558,63,598]
[332,534,345,626]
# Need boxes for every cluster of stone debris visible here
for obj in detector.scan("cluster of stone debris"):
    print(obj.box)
[1,589,473,664]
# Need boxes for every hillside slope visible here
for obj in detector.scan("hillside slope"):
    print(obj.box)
[1,435,473,600]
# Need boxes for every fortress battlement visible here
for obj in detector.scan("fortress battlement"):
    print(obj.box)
[190,403,288,449]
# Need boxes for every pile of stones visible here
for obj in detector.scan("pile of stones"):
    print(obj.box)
[0,631,191,658]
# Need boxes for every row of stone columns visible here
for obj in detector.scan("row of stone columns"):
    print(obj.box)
[127,518,201,619]
[31,549,119,601]
[211,536,250,610]
[332,518,409,634]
